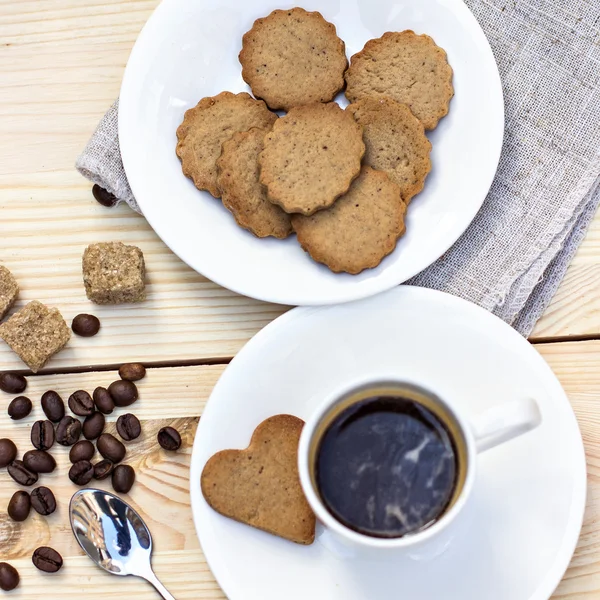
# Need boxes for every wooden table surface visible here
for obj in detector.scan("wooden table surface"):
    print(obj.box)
[1,1,599,598]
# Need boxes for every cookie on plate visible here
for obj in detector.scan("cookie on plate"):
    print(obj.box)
[201,414,316,545]
[347,97,432,204]
[217,128,292,239]
[259,103,365,216]
[292,167,406,274]
[345,31,453,130]
[239,8,348,111]
[176,92,277,198]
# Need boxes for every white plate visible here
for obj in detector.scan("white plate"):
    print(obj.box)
[190,287,586,600]
[119,0,504,306]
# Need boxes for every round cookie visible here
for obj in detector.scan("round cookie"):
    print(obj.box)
[345,31,454,130]
[176,92,277,198]
[239,8,348,111]
[292,167,406,274]
[259,103,365,216]
[347,97,432,204]
[217,128,292,239]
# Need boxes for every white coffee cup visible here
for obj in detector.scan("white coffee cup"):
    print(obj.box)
[298,376,542,551]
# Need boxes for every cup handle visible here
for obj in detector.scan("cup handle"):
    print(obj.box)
[470,398,542,453]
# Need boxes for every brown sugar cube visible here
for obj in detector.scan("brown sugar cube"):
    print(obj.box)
[82,242,146,304]
[0,266,19,321]
[0,301,71,372]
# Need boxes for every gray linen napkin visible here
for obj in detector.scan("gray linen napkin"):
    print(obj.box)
[76,0,600,336]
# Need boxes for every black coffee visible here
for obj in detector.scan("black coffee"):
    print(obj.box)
[316,393,459,538]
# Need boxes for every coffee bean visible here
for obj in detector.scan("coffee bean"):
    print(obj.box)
[83,411,105,440]
[30,487,56,516]
[0,438,17,468]
[8,396,32,420]
[93,459,114,480]
[112,464,136,494]
[0,373,26,394]
[119,363,146,382]
[8,491,31,522]
[23,450,56,474]
[32,547,63,573]
[158,426,182,451]
[116,414,141,441]
[69,440,95,463]
[41,390,65,422]
[97,433,126,463]
[31,420,55,451]
[72,314,100,337]
[108,380,138,407]
[0,562,19,591]
[68,390,95,416]
[93,386,115,415]
[69,460,94,486]
[92,184,118,208]
[56,416,82,446]
[8,460,38,486]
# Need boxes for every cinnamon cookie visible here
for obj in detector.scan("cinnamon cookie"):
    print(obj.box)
[345,31,454,130]
[292,167,406,274]
[217,128,292,239]
[201,414,316,545]
[176,92,276,197]
[347,97,432,204]
[240,8,348,111]
[259,103,365,215]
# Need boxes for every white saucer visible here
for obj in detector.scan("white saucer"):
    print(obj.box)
[119,0,504,306]
[190,287,586,600]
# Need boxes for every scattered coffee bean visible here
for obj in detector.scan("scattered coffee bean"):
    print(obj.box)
[69,440,95,463]
[92,184,118,208]
[0,438,17,468]
[82,411,105,440]
[119,363,146,382]
[8,396,32,420]
[158,426,182,451]
[108,380,138,407]
[68,390,95,416]
[69,460,94,486]
[31,420,55,451]
[30,487,56,516]
[32,547,63,573]
[8,491,31,522]
[0,562,19,591]
[8,460,38,486]
[112,464,136,494]
[93,459,114,480]
[71,313,101,337]
[23,450,56,474]
[93,386,115,415]
[41,390,65,422]
[117,413,141,441]
[97,433,126,464]
[0,372,26,394]
[56,416,82,446]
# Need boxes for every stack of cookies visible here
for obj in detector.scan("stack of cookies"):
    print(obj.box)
[176,7,453,275]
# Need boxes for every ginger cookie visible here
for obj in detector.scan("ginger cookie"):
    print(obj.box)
[240,8,348,111]
[217,127,292,239]
[201,414,315,545]
[259,103,365,216]
[176,92,276,198]
[347,97,432,204]
[292,167,406,274]
[345,31,454,130]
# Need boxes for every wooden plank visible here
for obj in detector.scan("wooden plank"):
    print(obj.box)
[0,347,597,597]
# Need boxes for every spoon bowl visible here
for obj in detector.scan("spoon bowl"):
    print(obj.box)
[70,489,175,599]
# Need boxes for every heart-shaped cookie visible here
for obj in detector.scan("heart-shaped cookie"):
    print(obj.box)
[201,414,316,544]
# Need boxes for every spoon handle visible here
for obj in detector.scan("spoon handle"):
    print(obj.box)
[145,570,176,600]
